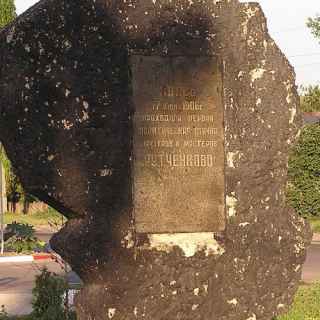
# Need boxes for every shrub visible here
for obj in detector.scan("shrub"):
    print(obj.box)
[5,237,45,254]
[6,222,35,239]
[0,0,16,29]
[32,268,76,320]
[287,124,320,216]
[300,85,320,112]
[4,222,45,254]
[0,147,24,211]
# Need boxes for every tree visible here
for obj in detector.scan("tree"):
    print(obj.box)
[0,0,24,213]
[307,15,320,41]
[0,0,16,29]
[300,85,320,112]
[287,124,320,217]
[0,147,27,213]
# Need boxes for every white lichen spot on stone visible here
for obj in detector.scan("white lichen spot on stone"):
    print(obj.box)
[172,290,177,295]
[47,155,55,162]
[244,5,259,19]
[192,304,199,311]
[256,98,262,106]
[250,68,266,83]
[294,242,305,254]
[134,306,138,317]
[285,81,296,124]
[247,35,256,47]
[78,111,89,122]
[193,288,200,296]
[148,233,225,257]
[170,280,176,286]
[121,231,134,249]
[83,101,89,109]
[241,5,259,37]
[100,169,113,177]
[227,151,242,168]
[108,308,116,319]
[238,70,245,79]
[24,44,31,52]
[227,298,238,306]
[239,222,250,227]
[62,119,73,130]
[63,40,72,49]
[227,193,237,217]
[241,20,249,37]
[289,105,297,124]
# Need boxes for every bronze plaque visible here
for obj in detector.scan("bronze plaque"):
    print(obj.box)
[131,56,225,233]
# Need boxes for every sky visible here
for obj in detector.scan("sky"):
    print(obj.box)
[14,0,320,87]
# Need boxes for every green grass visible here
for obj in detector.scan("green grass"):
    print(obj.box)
[277,283,320,320]
[3,208,65,228]
[308,216,320,234]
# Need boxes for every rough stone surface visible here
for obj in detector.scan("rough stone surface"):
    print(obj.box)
[0,0,312,319]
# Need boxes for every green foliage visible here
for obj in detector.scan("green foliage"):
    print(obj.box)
[300,85,320,112]
[309,216,320,233]
[6,222,35,238]
[276,283,320,320]
[0,146,25,206]
[5,236,45,254]
[4,208,65,227]
[0,0,16,29]
[287,124,320,217]
[307,14,320,41]
[0,1,32,210]
[1,269,77,319]
[32,269,76,320]
[4,222,45,254]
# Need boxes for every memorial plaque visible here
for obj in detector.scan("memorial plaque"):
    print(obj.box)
[131,56,225,233]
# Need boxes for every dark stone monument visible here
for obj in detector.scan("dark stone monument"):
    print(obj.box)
[0,0,312,319]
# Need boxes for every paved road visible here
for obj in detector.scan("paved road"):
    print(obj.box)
[0,243,319,316]
[302,242,320,283]
[35,231,54,244]
[0,260,64,315]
